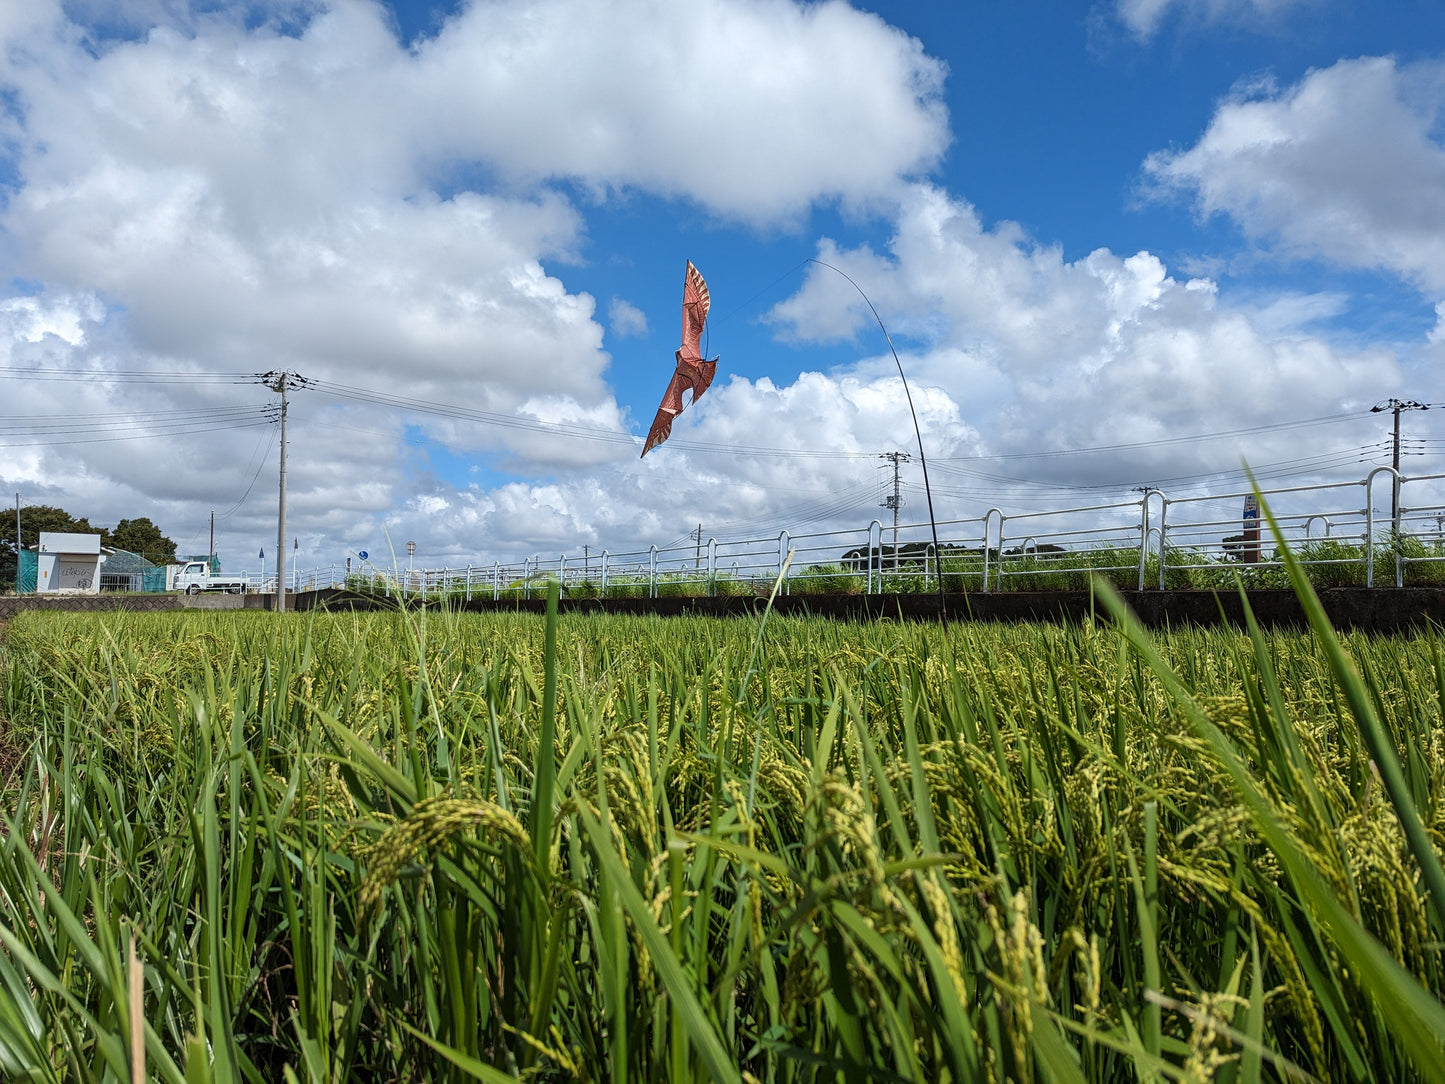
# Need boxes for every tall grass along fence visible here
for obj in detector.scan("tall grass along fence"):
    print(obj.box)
[1,533,1444,1080]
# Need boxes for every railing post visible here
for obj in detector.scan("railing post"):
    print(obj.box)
[1157,494,1170,590]
[779,531,791,595]
[982,508,1003,592]
[1364,467,1400,588]
[559,553,567,593]
[707,538,717,596]
[466,564,472,602]
[601,550,610,597]
[1138,494,1150,592]
[1396,474,1407,587]
[649,545,658,598]
[867,519,883,594]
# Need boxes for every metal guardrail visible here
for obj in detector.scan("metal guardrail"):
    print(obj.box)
[235,468,1445,599]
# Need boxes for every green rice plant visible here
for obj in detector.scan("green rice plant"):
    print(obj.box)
[0,569,1443,1080]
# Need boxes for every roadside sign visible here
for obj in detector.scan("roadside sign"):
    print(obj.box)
[1242,494,1260,563]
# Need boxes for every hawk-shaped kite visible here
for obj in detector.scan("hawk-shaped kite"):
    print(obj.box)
[641,260,718,456]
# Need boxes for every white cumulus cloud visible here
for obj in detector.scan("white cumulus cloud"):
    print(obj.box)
[1112,0,1317,41]
[608,298,649,339]
[1145,56,1445,295]
[0,0,950,560]
[769,185,1394,487]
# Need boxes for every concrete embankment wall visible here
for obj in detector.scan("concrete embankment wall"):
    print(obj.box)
[293,586,1445,633]
[4,587,1444,632]
[0,593,247,619]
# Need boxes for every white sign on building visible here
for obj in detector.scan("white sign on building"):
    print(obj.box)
[36,532,105,594]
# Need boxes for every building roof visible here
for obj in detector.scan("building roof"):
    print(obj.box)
[100,549,156,574]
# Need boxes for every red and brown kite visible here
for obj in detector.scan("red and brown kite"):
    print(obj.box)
[641,260,718,456]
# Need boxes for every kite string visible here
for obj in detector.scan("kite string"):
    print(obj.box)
[804,257,948,614]
[692,257,813,362]
[707,259,811,332]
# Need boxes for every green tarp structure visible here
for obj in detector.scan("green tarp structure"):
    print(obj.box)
[17,549,36,593]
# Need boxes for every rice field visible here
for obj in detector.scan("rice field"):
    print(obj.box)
[0,557,1443,1080]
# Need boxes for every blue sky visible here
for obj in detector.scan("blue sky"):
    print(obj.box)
[1,0,1443,568]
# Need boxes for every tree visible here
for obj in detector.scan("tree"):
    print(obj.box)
[0,504,98,586]
[103,518,177,566]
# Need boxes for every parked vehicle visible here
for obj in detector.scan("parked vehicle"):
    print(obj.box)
[171,560,247,594]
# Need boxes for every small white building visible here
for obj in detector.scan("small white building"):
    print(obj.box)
[36,531,105,594]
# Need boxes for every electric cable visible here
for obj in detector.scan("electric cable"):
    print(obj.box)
[0,415,275,448]
[214,423,279,520]
[0,365,252,384]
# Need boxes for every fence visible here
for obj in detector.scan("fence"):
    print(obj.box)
[272,467,1445,601]
[53,468,1435,601]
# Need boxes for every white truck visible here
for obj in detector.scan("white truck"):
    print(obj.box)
[171,560,248,594]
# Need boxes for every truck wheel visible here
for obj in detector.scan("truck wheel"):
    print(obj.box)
[187,584,201,595]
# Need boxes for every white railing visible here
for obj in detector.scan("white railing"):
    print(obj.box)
[226,469,1445,599]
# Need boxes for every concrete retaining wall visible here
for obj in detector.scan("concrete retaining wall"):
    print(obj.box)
[295,586,1445,633]
[0,593,245,619]
[5,587,1444,632]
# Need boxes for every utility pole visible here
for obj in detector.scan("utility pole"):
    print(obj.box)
[13,493,20,593]
[1372,398,1428,530]
[209,510,215,570]
[880,452,910,571]
[261,371,307,613]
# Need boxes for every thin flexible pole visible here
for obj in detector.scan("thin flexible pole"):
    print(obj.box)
[806,259,947,616]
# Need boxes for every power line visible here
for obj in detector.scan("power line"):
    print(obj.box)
[0,365,252,384]
[307,377,878,460]
[214,424,279,520]
[699,483,878,540]
[0,406,269,436]
[8,364,1380,467]
[928,442,1387,494]
[2,366,1427,509]
[0,415,275,448]
[937,410,1364,463]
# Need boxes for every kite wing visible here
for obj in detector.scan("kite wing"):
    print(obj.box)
[680,259,711,362]
[642,370,688,456]
[640,261,718,458]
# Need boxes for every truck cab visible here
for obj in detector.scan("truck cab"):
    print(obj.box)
[173,561,247,594]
